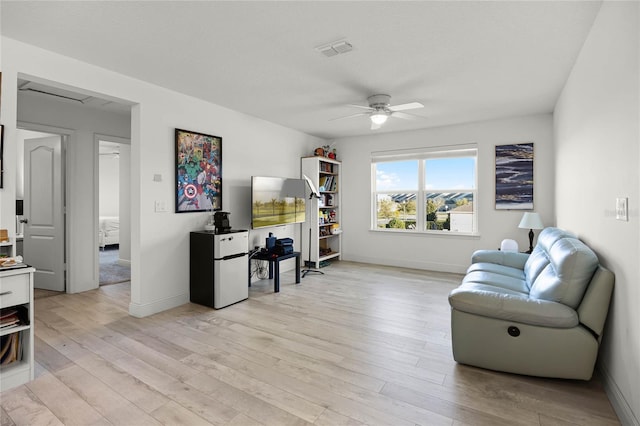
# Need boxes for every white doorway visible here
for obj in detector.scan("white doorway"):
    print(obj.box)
[17,77,133,295]
[16,77,135,307]
[98,137,131,285]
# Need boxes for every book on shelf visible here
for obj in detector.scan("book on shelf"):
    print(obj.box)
[318,176,327,190]
[317,175,338,193]
[0,332,22,366]
[0,306,29,330]
[320,162,334,173]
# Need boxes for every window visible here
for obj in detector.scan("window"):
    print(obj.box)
[372,146,477,234]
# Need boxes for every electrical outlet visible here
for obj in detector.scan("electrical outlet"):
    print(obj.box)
[616,198,628,221]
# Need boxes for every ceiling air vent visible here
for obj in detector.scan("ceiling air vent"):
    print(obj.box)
[332,41,353,54]
[316,40,353,58]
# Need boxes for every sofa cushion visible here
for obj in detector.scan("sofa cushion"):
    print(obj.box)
[529,237,598,309]
[449,284,579,328]
[524,227,575,289]
[471,250,529,270]
[467,262,525,280]
[463,270,529,294]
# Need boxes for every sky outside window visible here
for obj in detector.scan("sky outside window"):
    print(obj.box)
[425,157,475,189]
[375,160,418,190]
[376,158,475,190]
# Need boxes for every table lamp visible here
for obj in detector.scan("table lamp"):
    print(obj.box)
[518,212,544,253]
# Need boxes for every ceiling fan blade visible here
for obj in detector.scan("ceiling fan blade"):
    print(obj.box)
[329,112,369,122]
[391,111,423,120]
[346,104,375,110]
[389,102,424,112]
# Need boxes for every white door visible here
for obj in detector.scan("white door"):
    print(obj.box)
[23,136,65,291]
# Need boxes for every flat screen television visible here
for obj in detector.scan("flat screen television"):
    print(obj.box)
[251,176,306,229]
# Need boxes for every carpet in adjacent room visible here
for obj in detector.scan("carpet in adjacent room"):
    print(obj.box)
[100,245,131,285]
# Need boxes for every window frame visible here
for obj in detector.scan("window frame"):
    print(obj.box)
[371,145,478,235]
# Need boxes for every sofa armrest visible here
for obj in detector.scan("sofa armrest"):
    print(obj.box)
[471,250,529,270]
[578,266,614,337]
[449,284,579,328]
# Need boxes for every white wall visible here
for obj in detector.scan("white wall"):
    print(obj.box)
[335,114,555,273]
[0,37,323,317]
[554,2,639,425]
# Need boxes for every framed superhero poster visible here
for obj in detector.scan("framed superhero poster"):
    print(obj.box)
[175,128,222,213]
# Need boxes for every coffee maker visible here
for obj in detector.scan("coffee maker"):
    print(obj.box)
[214,211,232,233]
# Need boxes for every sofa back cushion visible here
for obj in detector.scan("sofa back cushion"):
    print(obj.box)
[524,228,573,288]
[524,227,599,308]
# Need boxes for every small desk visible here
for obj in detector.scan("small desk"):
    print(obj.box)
[250,251,301,293]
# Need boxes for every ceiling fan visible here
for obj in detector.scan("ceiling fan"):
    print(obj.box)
[331,94,424,130]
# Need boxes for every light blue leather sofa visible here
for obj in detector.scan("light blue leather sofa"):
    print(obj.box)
[448,227,614,380]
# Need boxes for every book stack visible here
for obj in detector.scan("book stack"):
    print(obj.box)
[320,163,334,173]
[0,306,27,366]
[318,175,337,192]
[0,306,28,330]
[0,333,21,366]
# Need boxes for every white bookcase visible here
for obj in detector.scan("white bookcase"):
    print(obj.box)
[0,266,35,392]
[301,156,342,269]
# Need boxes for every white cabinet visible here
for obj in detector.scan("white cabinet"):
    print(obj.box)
[0,267,35,392]
[301,157,342,269]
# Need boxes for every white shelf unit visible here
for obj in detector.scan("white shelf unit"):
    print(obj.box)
[301,156,342,269]
[0,267,35,392]
[0,241,13,258]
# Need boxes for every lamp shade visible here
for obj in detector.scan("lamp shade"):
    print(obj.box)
[518,212,544,230]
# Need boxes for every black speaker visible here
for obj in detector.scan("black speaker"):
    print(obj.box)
[265,233,276,253]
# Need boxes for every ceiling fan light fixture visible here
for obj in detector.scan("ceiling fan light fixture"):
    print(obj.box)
[370,112,388,125]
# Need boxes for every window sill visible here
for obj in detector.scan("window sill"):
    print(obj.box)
[370,228,480,238]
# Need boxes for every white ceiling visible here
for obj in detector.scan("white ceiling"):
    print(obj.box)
[1,1,602,140]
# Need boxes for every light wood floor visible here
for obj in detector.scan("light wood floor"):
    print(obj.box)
[1,262,619,425]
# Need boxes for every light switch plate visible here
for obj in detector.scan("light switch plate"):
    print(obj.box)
[155,200,168,213]
[616,197,628,221]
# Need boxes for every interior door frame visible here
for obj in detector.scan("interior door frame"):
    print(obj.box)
[18,121,72,293]
[94,133,131,285]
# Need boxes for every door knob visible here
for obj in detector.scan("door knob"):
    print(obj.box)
[19,218,28,224]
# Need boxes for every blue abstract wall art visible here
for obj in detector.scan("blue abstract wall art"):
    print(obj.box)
[495,142,534,210]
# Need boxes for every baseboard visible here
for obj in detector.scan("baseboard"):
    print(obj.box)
[599,364,640,426]
[343,254,467,274]
[128,292,189,318]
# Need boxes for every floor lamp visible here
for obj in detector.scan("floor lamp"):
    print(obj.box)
[301,175,324,278]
